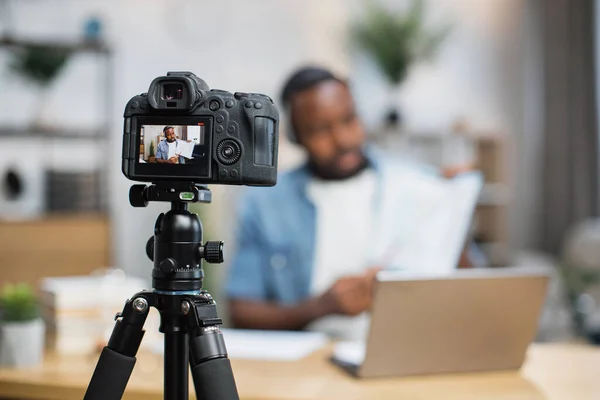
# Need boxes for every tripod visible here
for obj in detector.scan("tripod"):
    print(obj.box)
[84,182,239,400]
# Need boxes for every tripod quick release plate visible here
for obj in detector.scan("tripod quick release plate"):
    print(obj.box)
[129,182,212,207]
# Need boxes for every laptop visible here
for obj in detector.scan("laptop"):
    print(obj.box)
[331,266,550,378]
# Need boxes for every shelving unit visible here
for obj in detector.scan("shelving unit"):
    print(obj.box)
[0,35,114,284]
[0,126,105,139]
[0,37,111,53]
[0,35,114,213]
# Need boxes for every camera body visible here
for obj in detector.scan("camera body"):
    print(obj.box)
[122,71,279,186]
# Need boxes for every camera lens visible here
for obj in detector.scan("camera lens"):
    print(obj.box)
[217,139,241,165]
[162,83,184,100]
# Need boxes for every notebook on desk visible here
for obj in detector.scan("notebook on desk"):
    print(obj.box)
[331,267,550,378]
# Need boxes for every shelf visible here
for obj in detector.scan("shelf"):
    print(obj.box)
[0,36,111,54]
[0,212,108,225]
[0,126,107,140]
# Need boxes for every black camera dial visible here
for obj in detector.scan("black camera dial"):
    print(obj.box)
[216,140,241,165]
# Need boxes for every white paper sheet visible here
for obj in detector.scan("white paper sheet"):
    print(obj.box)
[369,170,483,274]
[150,329,329,361]
[176,140,196,159]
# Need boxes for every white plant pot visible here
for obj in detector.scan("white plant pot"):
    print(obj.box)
[0,318,45,367]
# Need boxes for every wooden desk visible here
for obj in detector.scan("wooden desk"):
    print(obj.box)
[0,343,597,400]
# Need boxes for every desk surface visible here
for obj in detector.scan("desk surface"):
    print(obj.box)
[0,343,597,400]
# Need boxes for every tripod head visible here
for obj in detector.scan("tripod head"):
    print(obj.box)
[86,180,238,399]
[129,182,224,293]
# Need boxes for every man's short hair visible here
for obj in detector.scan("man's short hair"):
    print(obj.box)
[279,66,346,143]
[163,126,174,135]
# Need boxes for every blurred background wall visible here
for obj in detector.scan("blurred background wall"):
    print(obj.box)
[0,0,529,273]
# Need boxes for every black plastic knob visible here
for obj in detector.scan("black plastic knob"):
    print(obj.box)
[146,237,154,261]
[159,258,177,273]
[129,185,148,207]
[204,241,224,264]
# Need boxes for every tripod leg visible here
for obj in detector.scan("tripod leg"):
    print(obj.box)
[189,327,239,400]
[84,292,153,400]
[164,330,189,400]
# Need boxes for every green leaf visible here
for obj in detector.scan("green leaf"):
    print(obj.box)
[351,0,450,85]
[9,45,72,87]
[0,283,39,322]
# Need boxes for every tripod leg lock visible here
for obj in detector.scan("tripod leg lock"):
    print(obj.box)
[183,295,228,363]
[84,291,156,400]
[184,294,239,400]
[189,326,229,364]
[108,291,155,357]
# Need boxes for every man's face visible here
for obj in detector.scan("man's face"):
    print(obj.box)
[165,128,176,142]
[291,81,367,180]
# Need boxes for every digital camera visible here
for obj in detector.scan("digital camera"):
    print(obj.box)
[122,71,279,186]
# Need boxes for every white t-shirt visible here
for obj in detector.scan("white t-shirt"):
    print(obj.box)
[167,141,178,161]
[305,168,377,340]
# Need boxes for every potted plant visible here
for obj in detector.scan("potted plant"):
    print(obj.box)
[351,0,450,128]
[0,283,45,367]
[9,44,72,129]
[148,140,156,163]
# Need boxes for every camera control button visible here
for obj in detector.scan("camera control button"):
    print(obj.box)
[209,100,220,111]
[130,101,139,109]
[159,258,177,274]
[225,100,234,108]
[230,170,239,178]
[216,126,223,133]
[245,101,253,108]
[254,102,262,109]
[234,92,249,99]
[216,115,224,123]
[228,125,235,134]
[219,169,228,179]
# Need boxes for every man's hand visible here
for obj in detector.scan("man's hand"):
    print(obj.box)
[319,267,381,316]
[167,156,178,164]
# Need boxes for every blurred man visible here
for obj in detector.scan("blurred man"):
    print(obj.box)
[156,126,186,164]
[224,67,476,339]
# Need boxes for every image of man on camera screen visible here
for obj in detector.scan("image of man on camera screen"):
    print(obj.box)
[156,125,192,164]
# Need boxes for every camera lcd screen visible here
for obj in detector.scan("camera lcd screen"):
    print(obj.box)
[133,117,212,180]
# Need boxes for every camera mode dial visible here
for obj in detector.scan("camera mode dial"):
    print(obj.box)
[216,140,241,165]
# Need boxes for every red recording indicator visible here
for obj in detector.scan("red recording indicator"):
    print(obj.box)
[197,122,204,126]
